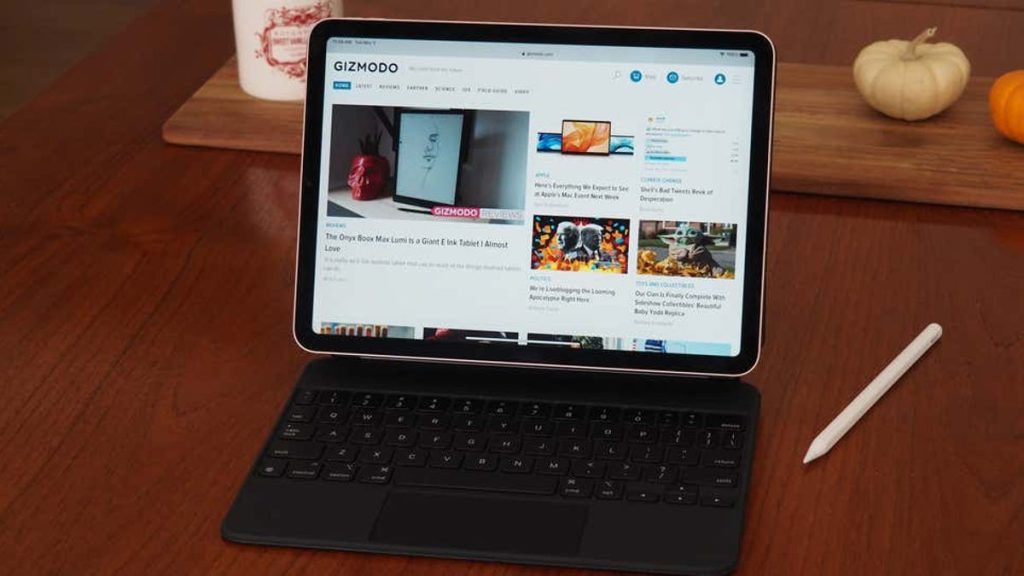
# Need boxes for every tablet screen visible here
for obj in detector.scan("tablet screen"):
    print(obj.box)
[300,23,772,374]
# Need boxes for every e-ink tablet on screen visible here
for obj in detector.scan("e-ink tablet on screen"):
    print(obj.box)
[394,110,466,207]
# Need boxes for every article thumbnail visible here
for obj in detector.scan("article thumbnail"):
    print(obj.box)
[423,328,518,345]
[531,215,630,273]
[325,105,528,224]
[526,334,624,349]
[534,119,633,155]
[636,221,737,279]
[319,323,415,338]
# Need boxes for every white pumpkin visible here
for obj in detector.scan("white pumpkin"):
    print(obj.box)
[853,27,971,121]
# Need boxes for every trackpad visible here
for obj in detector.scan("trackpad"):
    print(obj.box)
[371,491,587,556]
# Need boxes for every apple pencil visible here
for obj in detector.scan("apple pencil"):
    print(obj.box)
[802,323,943,464]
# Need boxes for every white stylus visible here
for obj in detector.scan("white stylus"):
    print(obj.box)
[803,323,943,464]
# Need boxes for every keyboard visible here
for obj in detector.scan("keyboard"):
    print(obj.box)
[257,388,747,508]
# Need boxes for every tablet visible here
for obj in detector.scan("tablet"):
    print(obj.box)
[295,19,774,376]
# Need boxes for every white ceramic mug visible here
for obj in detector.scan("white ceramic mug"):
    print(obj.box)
[232,0,343,101]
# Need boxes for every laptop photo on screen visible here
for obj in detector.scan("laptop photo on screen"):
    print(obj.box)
[224,19,775,575]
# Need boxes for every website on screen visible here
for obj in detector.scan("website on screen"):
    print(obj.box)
[311,37,756,357]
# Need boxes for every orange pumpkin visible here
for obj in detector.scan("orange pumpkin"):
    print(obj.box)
[989,70,1024,144]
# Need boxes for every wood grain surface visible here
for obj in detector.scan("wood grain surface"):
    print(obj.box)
[162,58,1024,211]
[1,1,1023,575]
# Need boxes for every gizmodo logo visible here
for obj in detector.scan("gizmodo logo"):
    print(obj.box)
[333,61,399,73]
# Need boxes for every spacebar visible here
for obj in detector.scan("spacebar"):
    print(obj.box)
[394,469,558,495]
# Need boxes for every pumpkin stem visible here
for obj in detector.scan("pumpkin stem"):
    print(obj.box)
[901,27,937,61]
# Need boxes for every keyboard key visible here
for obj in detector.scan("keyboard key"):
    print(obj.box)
[396,468,557,495]
[556,421,587,438]
[664,482,699,496]
[385,394,417,411]
[350,427,382,445]
[359,447,393,464]
[429,450,463,469]
[464,454,499,472]
[352,393,384,408]
[417,414,450,431]
[589,406,620,423]
[285,405,317,423]
[323,462,357,482]
[697,430,720,449]
[489,435,520,454]
[418,396,450,412]
[287,461,321,480]
[558,439,592,458]
[384,412,416,428]
[316,425,348,443]
[681,412,704,428]
[628,425,658,444]
[523,438,555,456]
[316,406,347,425]
[723,430,744,450]
[666,447,700,466]
[266,440,323,460]
[316,390,347,406]
[454,432,486,452]
[351,407,381,427]
[325,445,358,462]
[626,485,660,502]
[293,389,317,405]
[537,457,570,475]
[607,461,641,481]
[595,479,624,500]
[521,402,550,418]
[705,414,744,431]
[395,448,428,467]
[452,414,485,432]
[383,429,417,447]
[256,458,286,477]
[554,404,584,420]
[591,423,623,441]
[486,400,518,416]
[357,464,392,484]
[643,464,678,483]
[453,398,482,414]
[559,477,593,498]
[663,427,695,447]
[683,468,737,488]
[702,450,740,468]
[624,409,654,425]
[501,456,533,474]
[523,419,554,437]
[279,423,314,440]
[487,415,518,434]
[593,440,626,460]
[419,432,453,449]
[630,444,663,463]
[665,490,698,505]
[572,460,605,479]
[658,411,680,428]
[700,490,736,508]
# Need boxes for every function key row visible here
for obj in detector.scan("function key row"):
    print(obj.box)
[292,389,744,429]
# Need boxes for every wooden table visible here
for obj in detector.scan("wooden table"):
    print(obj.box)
[1,1,1022,575]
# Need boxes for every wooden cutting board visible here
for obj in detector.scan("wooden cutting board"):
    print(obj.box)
[162,57,1024,211]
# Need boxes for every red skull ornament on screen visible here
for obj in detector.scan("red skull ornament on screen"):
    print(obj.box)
[348,130,390,201]
[348,155,390,200]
